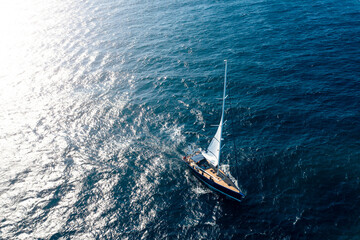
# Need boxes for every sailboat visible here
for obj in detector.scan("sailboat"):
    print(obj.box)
[183,60,245,202]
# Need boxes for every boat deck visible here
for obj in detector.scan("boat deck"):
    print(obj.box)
[185,154,240,193]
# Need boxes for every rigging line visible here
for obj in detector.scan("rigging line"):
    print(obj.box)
[227,77,241,180]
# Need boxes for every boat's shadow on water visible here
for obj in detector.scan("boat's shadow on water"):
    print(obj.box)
[219,197,247,210]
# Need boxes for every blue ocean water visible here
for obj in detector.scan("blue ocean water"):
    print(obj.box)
[0,0,359,239]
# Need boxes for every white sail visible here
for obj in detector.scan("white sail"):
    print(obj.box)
[202,116,223,166]
[202,60,227,167]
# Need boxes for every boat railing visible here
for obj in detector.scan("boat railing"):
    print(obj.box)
[195,166,215,180]
[186,157,220,182]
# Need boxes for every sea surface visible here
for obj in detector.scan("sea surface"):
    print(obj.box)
[0,0,360,239]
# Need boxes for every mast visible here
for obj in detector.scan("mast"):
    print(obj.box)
[217,60,227,175]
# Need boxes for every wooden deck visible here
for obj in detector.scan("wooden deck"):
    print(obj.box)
[185,155,240,193]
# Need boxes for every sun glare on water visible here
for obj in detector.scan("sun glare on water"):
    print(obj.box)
[0,1,83,238]
[0,1,36,76]
[0,0,70,166]
[0,0,46,139]
[0,0,70,121]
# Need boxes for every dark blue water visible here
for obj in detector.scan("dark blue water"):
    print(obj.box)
[0,0,359,239]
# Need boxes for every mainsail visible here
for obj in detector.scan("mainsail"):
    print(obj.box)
[202,60,227,167]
